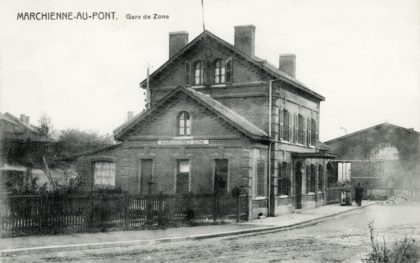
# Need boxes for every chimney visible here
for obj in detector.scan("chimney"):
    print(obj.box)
[169,31,189,58]
[20,114,26,122]
[279,54,296,78]
[127,111,134,121]
[25,116,30,124]
[234,25,255,57]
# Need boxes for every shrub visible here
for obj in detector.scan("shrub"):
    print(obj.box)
[365,221,420,263]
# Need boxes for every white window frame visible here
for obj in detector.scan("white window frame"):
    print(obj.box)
[94,162,116,188]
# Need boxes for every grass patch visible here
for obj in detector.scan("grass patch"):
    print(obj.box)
[364,221,420,263]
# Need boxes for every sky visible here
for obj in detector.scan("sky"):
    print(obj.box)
[0,0,419,141]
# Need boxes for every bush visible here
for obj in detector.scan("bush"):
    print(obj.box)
[365,221,420,263]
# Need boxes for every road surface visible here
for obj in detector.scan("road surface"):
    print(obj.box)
[3,202,420,262]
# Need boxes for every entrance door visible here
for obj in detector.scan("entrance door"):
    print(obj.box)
[140,159,153,194]
[214,159,228,194]
[295,162,303,209]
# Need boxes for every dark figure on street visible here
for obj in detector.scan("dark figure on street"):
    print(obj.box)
[355,183,363,206]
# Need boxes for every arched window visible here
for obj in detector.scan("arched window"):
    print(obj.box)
[214,59,226,84]
[178,111,191,136]
[194,61,204,85]
[370,143,399,160]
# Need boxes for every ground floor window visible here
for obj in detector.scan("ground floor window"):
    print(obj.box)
[94,162,115,188]
[214,159,228,194]
[278,162,290,195]
[256,160,266,197]
[176,160,190,194]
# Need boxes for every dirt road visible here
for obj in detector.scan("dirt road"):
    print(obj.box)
[3,202,420,262]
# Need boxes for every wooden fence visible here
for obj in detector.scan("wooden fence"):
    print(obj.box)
[0,193,248,237]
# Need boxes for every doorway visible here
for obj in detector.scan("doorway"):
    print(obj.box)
[295,161,303,209]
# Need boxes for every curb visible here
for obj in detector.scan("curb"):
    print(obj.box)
[1,202,377,257]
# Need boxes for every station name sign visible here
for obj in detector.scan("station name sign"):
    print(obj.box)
[157,140,209,145]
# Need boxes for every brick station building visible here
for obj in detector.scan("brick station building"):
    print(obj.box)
[74,25,337,218]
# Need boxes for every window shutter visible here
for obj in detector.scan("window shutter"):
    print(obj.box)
[185,62,191,85]
[294,114,298,143]
[226,58,232,84]
[315,121,319,144]
[288,111,291,141]
[279,107,283,140]
[307,118,312,145]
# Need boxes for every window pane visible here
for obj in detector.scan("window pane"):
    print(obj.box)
[94,162,115,187]
[179,160,190,173]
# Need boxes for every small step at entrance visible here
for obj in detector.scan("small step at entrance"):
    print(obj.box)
[294,209,302,214]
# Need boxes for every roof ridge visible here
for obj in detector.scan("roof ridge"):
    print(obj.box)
[139,29,325,101]
[325,122,420,143]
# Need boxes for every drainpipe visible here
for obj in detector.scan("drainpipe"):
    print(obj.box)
[267,79,282,216]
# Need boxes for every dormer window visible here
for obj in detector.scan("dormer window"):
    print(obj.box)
[194,61,204,85]
[214,59,225,84]
[178,111,191,136]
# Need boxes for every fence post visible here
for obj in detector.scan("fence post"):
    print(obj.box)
[123,194,129,229]
[245,192,249,221]
[158,191,164,228]
[236,194,240,222]
[212,192,218,223]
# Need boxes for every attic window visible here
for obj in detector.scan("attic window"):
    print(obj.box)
[178,111,191,136]
[194,61,204,85]
[214,59,225,84]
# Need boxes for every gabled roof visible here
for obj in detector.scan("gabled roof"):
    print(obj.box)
[325,123,420,144]
[140,30,325,101]
[114,86,269,141]
[2,112,40,133]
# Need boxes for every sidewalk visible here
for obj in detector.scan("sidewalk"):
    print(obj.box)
[0,201,377,256]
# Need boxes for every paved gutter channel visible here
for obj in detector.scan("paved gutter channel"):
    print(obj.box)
[0,202,377,257]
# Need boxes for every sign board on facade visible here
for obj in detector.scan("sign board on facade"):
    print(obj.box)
[157,140,209,145]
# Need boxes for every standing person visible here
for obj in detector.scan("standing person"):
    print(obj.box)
[355,183,363,206]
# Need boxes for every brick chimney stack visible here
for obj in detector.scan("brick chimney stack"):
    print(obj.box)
[169,31,189,58]
[234,25,255,57]
[279,54,296,78]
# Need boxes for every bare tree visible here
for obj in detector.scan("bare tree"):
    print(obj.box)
[38,113,54,141]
